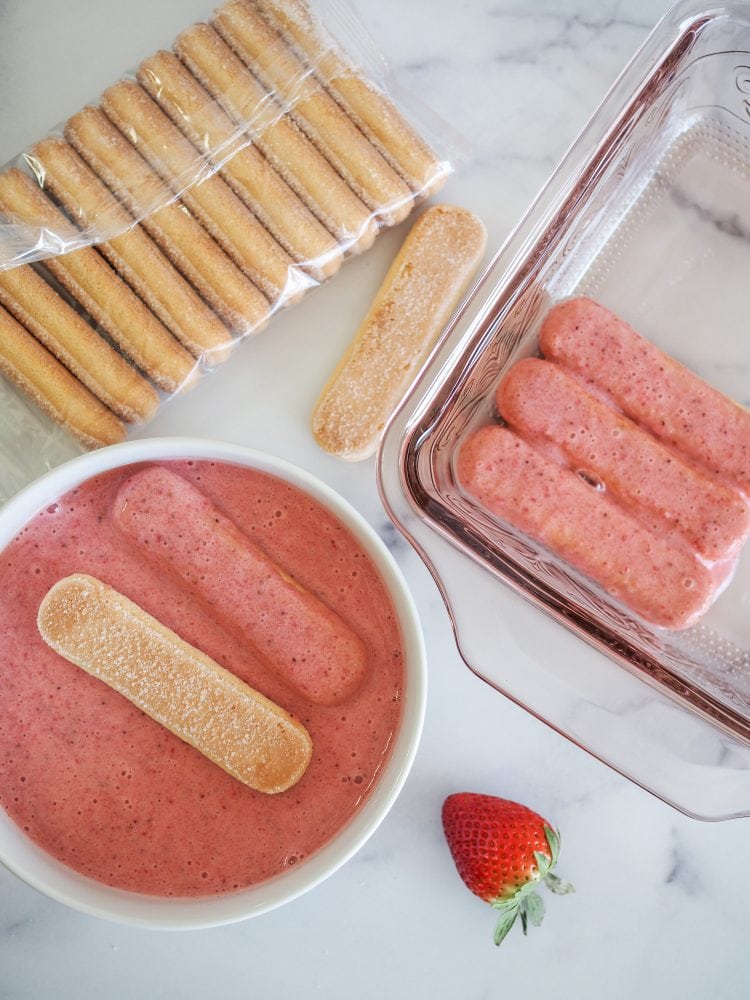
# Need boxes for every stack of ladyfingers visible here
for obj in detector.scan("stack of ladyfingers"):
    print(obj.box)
[0,0,448,449]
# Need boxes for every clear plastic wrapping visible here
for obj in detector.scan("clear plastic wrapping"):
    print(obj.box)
[0,0,459,503]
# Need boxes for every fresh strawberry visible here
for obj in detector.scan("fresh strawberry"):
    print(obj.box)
[442,793,574,945]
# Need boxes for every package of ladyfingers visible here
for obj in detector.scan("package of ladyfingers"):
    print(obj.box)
[0,0,461,503]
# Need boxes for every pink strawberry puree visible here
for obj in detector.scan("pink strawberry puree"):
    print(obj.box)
[0,460,405,897]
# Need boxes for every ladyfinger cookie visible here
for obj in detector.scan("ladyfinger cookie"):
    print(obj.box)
[213,0,414,225]
[497,358,750,562]
[102,80,310,305]
[31,138,233,362]
[313,205,486,461]
[0,169,196,394]
[0,304,125,448]
[254,0,448,195]
[65,107,271,334]
[38,574,313,794]
[138,50,342,281]
[113,466,368,705]
[0,264,157,423]
[539,297,750,496]
[457,425,717,630]
[175,23,377,251]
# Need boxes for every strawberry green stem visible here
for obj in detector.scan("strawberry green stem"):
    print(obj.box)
[489,827,574,946]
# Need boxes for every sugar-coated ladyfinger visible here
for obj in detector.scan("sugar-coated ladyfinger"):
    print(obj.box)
[0,304,125,448]
[0,169,196,394]
[0,265,158,423]
[37,574,313,794]
[497,358,750,562]
[312,205,486,461]
[457,425,717,630]
[113,467,368,705]
[254,0,448,195]
[65,106,271,334]
[539,297,750,496]
[31,138,233,362]
[102,81,310,305]
[138,51,342,281]
[213,0,414,225]
[175,23,377,251]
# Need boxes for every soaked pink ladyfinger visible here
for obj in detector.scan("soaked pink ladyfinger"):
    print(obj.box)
[539,297,750,495]
[113,467,368,704]
[496,358,750,561]
[457,425,717,630]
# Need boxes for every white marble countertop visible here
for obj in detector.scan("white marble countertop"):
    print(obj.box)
[1,0,749,996]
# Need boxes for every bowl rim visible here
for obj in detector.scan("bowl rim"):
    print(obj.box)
[0,437,427,929]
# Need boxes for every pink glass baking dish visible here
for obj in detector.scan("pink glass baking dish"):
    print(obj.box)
[379,0,750,821]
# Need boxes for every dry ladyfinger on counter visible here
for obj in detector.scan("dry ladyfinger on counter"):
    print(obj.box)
[0,169,196,394]
[213,0,414,225]
[174,23,377,251]
[312,205,487,461]
[0,304,125,448]
[31,138,233,363]
[101,80,310,305]
[37,575,313,794]
[113,466,368,706]
[254,0,448,196]
[65,107,271,335]
[137,50,342,282]
[0,265,158,423]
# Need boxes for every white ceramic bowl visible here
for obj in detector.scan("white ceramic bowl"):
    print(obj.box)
[0,438,426,929]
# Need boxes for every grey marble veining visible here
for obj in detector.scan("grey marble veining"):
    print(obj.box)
[1,1,750,998]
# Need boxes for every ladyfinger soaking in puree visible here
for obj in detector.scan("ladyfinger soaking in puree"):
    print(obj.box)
[0,460,405,896]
